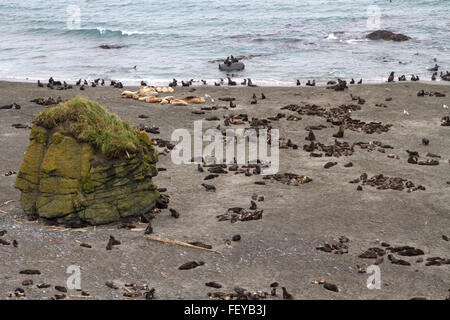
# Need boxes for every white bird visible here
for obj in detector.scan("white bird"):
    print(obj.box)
[403,110,409,115]
[443,104,449,110]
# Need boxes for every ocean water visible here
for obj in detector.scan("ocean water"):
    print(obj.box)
[0,0,449,86]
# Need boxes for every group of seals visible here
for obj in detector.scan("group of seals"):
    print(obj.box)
[219,55,245,72]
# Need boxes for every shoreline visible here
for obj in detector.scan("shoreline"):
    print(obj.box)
[1,78,450,89]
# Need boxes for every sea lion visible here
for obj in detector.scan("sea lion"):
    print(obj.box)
[183,96,206,104]
[121,91,136,98]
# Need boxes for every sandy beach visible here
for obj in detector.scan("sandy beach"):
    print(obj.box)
[0,80,449,300]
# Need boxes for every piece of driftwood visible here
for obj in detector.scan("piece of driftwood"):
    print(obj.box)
[146,235,222,255]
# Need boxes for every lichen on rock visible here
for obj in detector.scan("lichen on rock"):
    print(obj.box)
[14,97,159,226]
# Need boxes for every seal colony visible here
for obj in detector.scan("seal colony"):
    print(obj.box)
[0,80,449,300]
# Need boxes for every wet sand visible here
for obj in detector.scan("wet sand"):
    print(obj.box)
[0,80,449,300]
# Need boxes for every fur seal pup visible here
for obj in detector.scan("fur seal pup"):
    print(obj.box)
[101,79,105,86]
[76,79,81,86]
[431,73,437,81]
[388,72,395,82]
[181,80,190,87]
[333,125,344,138]
[37,80,43,87]
[241,79,247,85]
[141,81,147,86]
[261,93,266,99]
[214,82,220,86]
[80,84,85,90]
[282,287,293,300]
[296,80,301,86]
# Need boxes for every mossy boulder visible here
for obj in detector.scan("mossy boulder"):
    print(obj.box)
[14,97,159,226]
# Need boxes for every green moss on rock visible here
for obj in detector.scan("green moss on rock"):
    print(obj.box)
[14,97,159,226]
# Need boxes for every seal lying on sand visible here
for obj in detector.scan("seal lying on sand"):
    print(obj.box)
[121,86,205,105]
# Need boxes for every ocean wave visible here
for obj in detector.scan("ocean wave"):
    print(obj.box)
[27,26,148,37]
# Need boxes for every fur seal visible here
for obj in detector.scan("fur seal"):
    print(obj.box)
[350,78,355,84]
[388,72,395,82]
[37,80,43,87]
[296,80,301,86]
[168,79,177,87]
[227,77,237,86]
[358,79,362,84]
[428,64,439,72]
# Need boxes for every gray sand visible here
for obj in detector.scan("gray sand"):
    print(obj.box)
[0,81,449,300]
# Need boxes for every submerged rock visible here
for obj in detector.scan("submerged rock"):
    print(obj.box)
[219,62,245,72]
[366,30,410,41]
[14,97,159,226]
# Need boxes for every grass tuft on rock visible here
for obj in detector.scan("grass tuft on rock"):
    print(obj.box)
[35,97,141,159]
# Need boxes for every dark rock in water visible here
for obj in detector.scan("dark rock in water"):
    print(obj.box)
[366,30,410,41]
[99,44,127,49]
[219,62,245,72]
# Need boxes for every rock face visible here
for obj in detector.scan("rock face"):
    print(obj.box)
[14,98,159,226]
[366,30,410,41]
